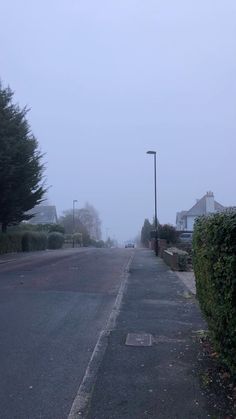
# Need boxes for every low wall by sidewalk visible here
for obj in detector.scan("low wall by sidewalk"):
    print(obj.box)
[163,249,179,270]
[149,239,168,256]
[163,247,188,271]
[158,239,167,257]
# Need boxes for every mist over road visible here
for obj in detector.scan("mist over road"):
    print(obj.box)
[0,248,133,419]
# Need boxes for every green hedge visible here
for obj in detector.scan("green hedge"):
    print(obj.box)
[48,232,64,249]
[0,231,48,253]
[48,224,65,234]
[22,231,48,252]
[193,210,236,374]
[0,233,23,254]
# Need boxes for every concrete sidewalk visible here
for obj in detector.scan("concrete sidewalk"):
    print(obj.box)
[86,249,212,418]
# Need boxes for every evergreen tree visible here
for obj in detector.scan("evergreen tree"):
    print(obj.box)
[141,218,153,247]
[0,84,46,232]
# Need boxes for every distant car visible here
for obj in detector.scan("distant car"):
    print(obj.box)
[125,243,135,248]
[179,232,193,243]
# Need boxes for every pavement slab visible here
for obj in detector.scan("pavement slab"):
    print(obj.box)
[85,249,214,419]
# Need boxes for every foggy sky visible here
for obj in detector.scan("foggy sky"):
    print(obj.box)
[1,0,236,242]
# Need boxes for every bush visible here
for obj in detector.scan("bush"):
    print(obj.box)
[159,224,177,244]
[178,253,188,271]
[22,231,48,252]
[8,233,23,252]
[0,233,23,254]
[90,239,106,248]
[193,210,236,374]
[73,233,83,246]
[95,240,105,248]
[48,232,64,249]
[12,223,65,234]
[49,224,65,234]
[9,223,36,232]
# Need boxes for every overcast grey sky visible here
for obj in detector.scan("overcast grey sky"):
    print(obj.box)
[1,0,236,242]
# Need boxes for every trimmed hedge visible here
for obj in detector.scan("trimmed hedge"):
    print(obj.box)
[48,232,64,249]
[49,224,65,234]
[193,210,236,374]
[22,231,48,252]
[0,231,48,254]
[0,233,23,254]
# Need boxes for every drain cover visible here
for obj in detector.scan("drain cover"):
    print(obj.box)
[125,333,152,347]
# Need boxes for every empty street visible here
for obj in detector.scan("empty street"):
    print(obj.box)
[0,248,133,419]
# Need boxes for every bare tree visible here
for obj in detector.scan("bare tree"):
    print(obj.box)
[78,203,102,240]
[58,203,102,243]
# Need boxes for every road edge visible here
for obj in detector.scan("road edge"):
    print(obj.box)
[67,252,134,419]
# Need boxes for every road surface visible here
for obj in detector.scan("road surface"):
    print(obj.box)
[0,248,133,419]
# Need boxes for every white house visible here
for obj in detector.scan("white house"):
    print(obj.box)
[176,191,225,231]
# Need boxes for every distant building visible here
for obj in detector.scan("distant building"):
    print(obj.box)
[26,205,58,224]
[176,191,225,231]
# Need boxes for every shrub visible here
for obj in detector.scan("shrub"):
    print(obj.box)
[0,233,23,254]
[193,210,236,374]
[0,234,11,254]
[9,223,36,232]
[178,253,188,271]
[14,223,65,234]
[90,239,106,248]
[48,232,64,249]
[49,224,65,234]
[73,233,83,246]
[8,233,23,252]
[22,231,48,252]
[159,224,177,244]
[95,240,105,248]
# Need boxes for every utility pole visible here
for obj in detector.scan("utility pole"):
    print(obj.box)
[72,199,78,248]
[147,151,158,256]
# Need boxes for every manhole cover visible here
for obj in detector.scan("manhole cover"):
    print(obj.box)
[125,333,152,347]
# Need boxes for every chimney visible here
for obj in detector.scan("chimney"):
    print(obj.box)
[206,191,215,213]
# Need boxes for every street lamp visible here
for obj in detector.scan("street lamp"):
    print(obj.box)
[147,150,158,256]
[72,199,78,248]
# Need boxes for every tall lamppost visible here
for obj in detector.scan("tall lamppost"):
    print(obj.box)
[72,199,78,248]
[147,150,158,256]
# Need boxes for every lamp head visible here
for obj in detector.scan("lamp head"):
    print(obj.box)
[146,150,156,155]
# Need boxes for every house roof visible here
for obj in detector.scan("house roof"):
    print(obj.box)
[27,205,58,224]
[186,194,224,216]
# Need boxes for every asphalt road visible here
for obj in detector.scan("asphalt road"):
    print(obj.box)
[0,248,133,419]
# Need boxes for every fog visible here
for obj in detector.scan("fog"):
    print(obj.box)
[1,0,235,242]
